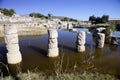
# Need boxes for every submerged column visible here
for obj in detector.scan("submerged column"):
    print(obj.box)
[110,36,119,45]
[48,29,59,57]
[96,33,105,48]
[4,24,22,64]
[77,31,86,52]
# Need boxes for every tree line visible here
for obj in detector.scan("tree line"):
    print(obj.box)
[0,8,16,16]
[29,13,78,22]
[89,15,109,24]
[0,8,78,22]
[61,17,78,22]
[29,13,53,19]
[29,12,47,19]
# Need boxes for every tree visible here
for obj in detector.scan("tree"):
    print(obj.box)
[61,17,69,21]
[9,9,16,16]
[0,8,3,12]
[48,13,52,19]
[89,15,109,24]
[101,15,109,23]
[1,8,15,16]
[89,15,96,24]
[29,13,46,18]
[69,18,78,22]
[95,17,102,24]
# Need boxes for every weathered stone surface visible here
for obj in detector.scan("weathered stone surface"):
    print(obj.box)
[7,52,22,64]
[93,27,106,37]
[4,24,22,64]
[77,31,86,46]
[48,29,59,57]
[48,41,58,49]
[77,45,85,52]
[96,27,106,32]
[6,44,20,53]
[48,48,59,57]
[48,29,58,38]
[4,24,17,35]
[48,38,58,44]
[4,34,18,44]
[77,31,86,52]
[96,33,105,48]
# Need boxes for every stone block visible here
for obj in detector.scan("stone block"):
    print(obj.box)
[4,25,17,35]
[4,33,18,44]
[77,45,85,52]
[96,33,105,48]
[78,31,86,40]
[48,48,59,57]
[48,38,58,44]
[7,52,22,64]
[6,44,20,53]
[77,31,86,46]
[48,29,58,38]
[48,42,58,49]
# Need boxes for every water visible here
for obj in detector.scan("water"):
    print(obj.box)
[0,28,120,76]
[77,28,89,32]
[113,31,120,37]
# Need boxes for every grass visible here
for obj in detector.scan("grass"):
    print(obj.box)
[105,25,116,37]
[96,23,109,27]
[2,72,116,80]
[0,47,118,80]
[0,53,117,80]
[91,23,109,27]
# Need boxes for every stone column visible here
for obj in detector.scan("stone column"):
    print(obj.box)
[96,33,105,48]
[48,29,59,57]
[93,27,106,37]
[4,24,22,64]
[77,31,86,52]
[67,23,73,30]
[110,36,119,45]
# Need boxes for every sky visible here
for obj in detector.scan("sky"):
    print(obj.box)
[0,0,120,20]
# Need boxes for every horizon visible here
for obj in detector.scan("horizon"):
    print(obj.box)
[0,0,120,20]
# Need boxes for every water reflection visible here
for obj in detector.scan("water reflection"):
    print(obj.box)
[109,45,118,51]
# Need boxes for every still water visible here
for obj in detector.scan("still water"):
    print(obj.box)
[0,28,120,76]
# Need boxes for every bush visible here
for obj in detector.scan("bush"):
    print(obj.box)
[0,8,15,16]
[106,25,116,37]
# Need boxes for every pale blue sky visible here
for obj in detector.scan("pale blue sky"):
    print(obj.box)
[0,0,120,20]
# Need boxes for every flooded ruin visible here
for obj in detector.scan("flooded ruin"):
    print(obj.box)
[0,28,120,76]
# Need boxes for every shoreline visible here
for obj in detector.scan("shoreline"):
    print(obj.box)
[2,71,117,80]
[0,26,48,37]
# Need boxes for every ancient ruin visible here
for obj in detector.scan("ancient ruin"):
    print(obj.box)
[4,24,22,64]
[77,31,86,52]
[48,29,59,57]
[96,33,105,48]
